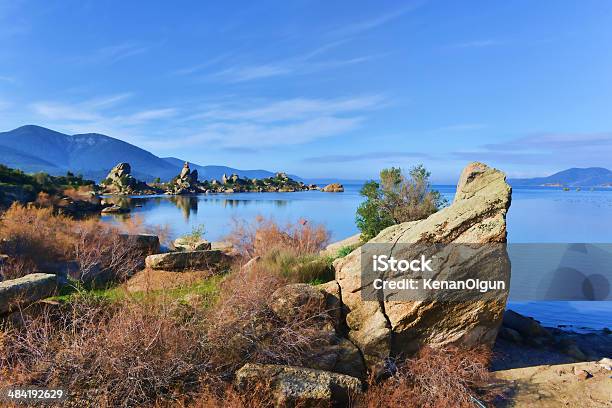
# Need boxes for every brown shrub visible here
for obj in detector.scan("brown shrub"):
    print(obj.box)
[355,346,495,408]
[206,262,334,378]
[0,295,210,407]
[0,204,146,283]
[226,216,329,259]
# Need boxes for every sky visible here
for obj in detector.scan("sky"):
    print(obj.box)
[1,0,612,182]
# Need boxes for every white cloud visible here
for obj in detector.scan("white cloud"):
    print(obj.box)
[70,42,150,65]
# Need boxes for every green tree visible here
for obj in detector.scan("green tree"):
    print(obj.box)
[356,165,446,241]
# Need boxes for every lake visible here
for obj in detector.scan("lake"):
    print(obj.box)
[101,184,612,331]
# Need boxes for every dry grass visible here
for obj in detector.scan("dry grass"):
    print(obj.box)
[0,204,150,283]
[0,295,210,407]
[227,216,329,259]
[355,346,496,408]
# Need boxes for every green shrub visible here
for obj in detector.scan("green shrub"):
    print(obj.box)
[356,165,446,241]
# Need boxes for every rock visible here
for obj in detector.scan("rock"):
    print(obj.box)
[119,234,161,255]
[101,162,156,195]
[316,280,345,333]
[597,358,611,371]
[268,283,327,324]
[211,241,234,253]
[101,204,130,214]
[322,183,344,192]
[173,237,211,251]
[0,254,8,267]
[563,344,587,361]
[320,233,361,257]
[574,368,593,380]
[0,273,58,315]
[503,310,550,339]
[334,162,512,370]
[498,327,523,343]
[144,250,229,271]
[167,162,200,195]
[234,364,362,407]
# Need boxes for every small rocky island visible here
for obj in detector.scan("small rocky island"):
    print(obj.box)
[101,161,331,196]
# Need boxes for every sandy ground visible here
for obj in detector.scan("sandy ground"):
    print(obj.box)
[494,360,612,407]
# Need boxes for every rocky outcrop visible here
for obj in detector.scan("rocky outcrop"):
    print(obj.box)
[0,273,58,314]
[167,162,202,195]
[145,250,229,271]
[234,363,362,407]
[322,183,344,192]
[101,204,130,214]
[334,162,512,370]
[100,163,159,195]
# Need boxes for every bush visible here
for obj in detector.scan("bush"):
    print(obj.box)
[0,295,211,407]
[355,346,496,408]
[356,165,446,241]
[226,216,330,259]
[0,204,147,283]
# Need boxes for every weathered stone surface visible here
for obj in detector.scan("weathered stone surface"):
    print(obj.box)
[320,233,361,257]
[322,183,344,192]
[145,250,229,271]
[268,283,327,323]
[101,162,157,195]
[211,240,233,253]
[173,237,211,251]
[334,162,512,369]
[269,282,367,380]
[240,256,261,272]
[120,234,161,255]
[503,310,550,339]
[234,364,362,407]
[0,273,58,314]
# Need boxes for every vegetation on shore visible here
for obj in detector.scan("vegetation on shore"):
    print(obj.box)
[356,165,446,240]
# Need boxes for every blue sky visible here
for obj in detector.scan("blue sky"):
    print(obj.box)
[1,0,612,182]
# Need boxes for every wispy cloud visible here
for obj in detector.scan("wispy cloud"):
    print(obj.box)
[451,132,612,166]
[435,123,487,132]
[0,75,16,83]
[450,40,503,49]
[328,4,422,37]
[207,39,380,82]
[70,42,151,65]
[304,151,431,163]
[173,53,233,76]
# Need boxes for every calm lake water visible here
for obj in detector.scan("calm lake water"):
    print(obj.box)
[101,184,612,331]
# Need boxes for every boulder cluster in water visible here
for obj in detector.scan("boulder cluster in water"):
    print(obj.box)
[101,161,333,196]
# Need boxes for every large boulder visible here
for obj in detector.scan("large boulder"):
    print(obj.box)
[320,233,361,257]
[119,234,161,256]
[101,162,159,195]
[168,162,200,194]
[334,162,512,370]
[234,363,362,407]
[0,273,58,314]
[145,250,229,271]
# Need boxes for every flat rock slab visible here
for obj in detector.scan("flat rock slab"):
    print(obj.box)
[234,363,362,407]
[0,273,58,314]
[145,250,228,271]
[494,361,612,408]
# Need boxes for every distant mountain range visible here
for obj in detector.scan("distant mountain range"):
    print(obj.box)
[508,167,612,187]
[0,125,300,182]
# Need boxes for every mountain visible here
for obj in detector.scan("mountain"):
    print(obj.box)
[0,125,299,182]
[508,167,612,187]
[161,157,302,181]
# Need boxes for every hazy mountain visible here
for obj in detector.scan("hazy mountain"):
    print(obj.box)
[0,125,300,182]
[162,157,301,181]
[509,167,612,187]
